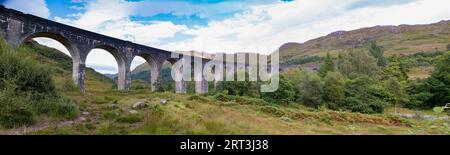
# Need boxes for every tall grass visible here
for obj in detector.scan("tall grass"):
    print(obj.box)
[0,36,79,128]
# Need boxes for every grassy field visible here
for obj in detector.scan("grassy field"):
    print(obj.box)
[5,87,446,135]
[0,41,448,135]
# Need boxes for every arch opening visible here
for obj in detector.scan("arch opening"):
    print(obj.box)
[156,59,177,92]
[85,46,124,91]
[21,32,78,59]
[18,32,84,90]
[130,54,159,92]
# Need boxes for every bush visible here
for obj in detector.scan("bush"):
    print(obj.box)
[342,76,388,113]
[62,78,80,92]
[116,115,142,124]
[261,76,296,104]
[0,90,36,128]
[408,52,450,108]
[296,72,324,107]
[0,46,58,100]
[0,36,79,128]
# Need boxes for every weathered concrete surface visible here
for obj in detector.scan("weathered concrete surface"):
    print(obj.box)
[0,5,270,94]
[0,5,201,93]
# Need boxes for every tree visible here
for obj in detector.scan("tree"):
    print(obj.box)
[261,75,296,104]
[367,40,387,67]
[323,72,345,109]
[343,76,388,114]
[384,55,408,82]
[216,71,259,97]
[297,71,324,108]
[410,52,450,107]
[447,44,450,51]
[387,77,406,114]
[318,53,335,77]
[337,50,380,79]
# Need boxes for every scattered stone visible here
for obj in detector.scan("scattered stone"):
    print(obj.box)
[397,113,415,119]
[79,117,87,122]
[109,104,119,110]
[132,102,148,109]
[160,99,168,105]
[129,110,139,114]
[81,112,90,116]
[422,115,437,121]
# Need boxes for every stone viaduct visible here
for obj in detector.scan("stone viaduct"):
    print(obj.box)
[0,5,273,95]
[0,5,216,94]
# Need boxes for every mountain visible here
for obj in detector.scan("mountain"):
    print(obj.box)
[121,20,450,81]
[279,20,450,63]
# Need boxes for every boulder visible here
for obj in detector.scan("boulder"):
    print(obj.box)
[132,102,148,109]
[129,110,139,114]
[160,99,168,105]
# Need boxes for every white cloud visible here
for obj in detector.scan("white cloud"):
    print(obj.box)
[51,0,188,73]
[162,0,450,54]
[15,0,450,73]
[3,0,50,18]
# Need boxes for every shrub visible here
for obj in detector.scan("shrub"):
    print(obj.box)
[52,100,80,119]
[261,76,296,104]
[323,72,345,109]
[188,95,209,103]
[342,76,388,113]
[116,115,142,124]
[0,87,36,128]
[0,36,79,128]
[62,78,80,92]
[408,52,450,107]
[296,72,324,107]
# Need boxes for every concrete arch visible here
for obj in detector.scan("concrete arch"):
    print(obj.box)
[19,32,77,58]
[86,44,129,90]
[133,53,160,92]
[18,31,85,88]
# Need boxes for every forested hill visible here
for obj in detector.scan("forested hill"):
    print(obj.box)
[279,20,450,64]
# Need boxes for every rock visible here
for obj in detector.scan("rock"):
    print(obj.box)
[79,117,87,122]
[109,104,119,110]
[132,102,148,109]
[397,113,415,119]
[129,110,139,114]
[160,99,168,105]
[81,112,90,116]
[422,115,437,121]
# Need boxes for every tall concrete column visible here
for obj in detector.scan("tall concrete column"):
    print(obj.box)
[150,68,159,92]
[194,61,209,94]
[118,61,131,91]
[174,66,186,93]
[194,62,203,94]
[176,80,187,94]
[72,59,86,94]
[202,79,208,94]
[73,46,88,94]
[149,60,160,92]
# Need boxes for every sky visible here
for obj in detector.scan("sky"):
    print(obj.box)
[2,0,450,74]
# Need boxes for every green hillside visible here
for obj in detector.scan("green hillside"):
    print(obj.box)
[0,34,448,135]
[279,20,450,62]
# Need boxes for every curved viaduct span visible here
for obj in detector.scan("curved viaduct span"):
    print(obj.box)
[0,5,214,94]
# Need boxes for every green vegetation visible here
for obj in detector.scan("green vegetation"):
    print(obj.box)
[0,37,79,129]
[0,35,448,135]
[408,52,450,108]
